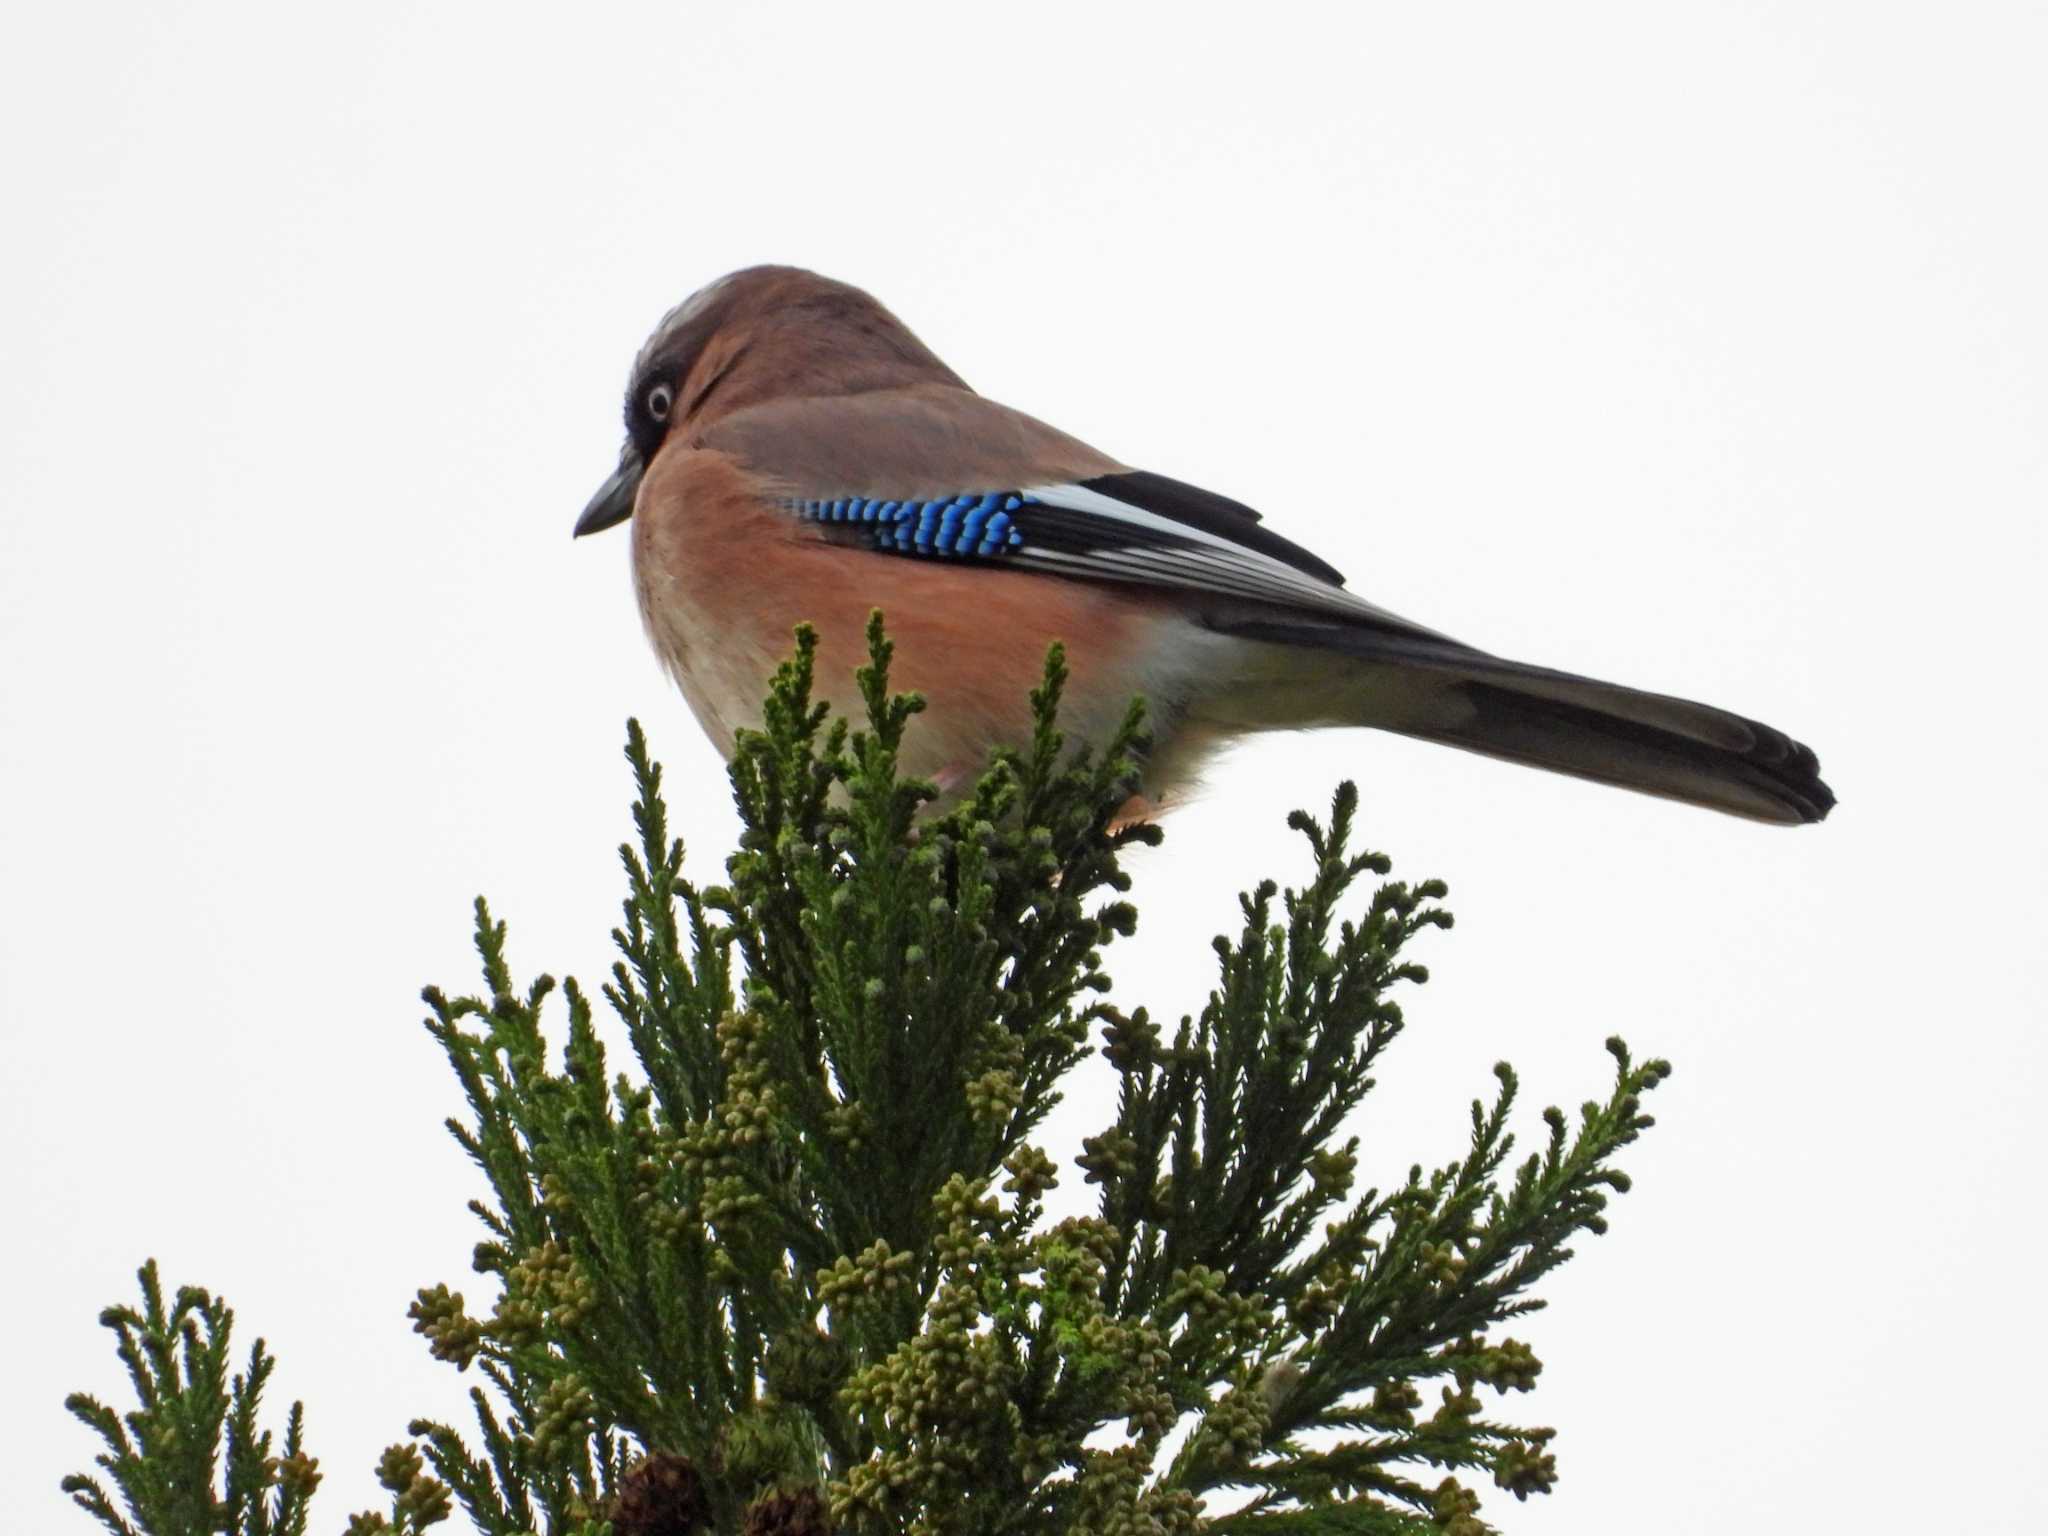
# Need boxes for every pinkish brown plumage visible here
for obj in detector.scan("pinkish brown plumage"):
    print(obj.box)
[576,266,1833,824]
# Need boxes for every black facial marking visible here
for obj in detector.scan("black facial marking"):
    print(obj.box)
[625,372,676,460]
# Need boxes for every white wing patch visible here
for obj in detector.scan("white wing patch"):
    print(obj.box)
[1015,481,1443,636]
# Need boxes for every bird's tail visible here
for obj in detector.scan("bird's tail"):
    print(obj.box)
[1211,619,1834,825]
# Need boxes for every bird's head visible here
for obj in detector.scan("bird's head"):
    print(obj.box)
[573,265,963,537]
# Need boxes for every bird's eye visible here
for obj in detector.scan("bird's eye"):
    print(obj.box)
[645,381,675,423]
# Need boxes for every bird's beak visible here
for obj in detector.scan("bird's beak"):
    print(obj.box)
[574,443,644,537]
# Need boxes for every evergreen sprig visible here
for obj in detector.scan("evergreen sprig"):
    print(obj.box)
[61,616,1672,1536]
[402,617,1162,1533]
[63,1261,321,1536]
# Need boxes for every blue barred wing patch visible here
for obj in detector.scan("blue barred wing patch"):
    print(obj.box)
[790,492,1037,559]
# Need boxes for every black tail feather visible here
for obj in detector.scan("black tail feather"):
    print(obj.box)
[1217,618,1835,825]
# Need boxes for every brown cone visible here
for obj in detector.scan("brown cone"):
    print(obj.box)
[609,1453,710,1536]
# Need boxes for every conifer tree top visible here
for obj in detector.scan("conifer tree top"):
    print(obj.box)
[65,619,1669,1536]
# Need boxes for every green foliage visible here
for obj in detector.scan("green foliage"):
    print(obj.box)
[61,616,1671,1535]
[63,1261,321,1536]
[401,618,1159,1534]
[392,616,1668,1535]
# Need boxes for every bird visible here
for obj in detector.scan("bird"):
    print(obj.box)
[575,266,1832,825]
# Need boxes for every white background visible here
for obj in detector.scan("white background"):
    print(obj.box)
[5,4,2044,1531]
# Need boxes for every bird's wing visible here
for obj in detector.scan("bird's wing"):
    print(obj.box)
[696,386,1444,637]
[695,385,1833,824]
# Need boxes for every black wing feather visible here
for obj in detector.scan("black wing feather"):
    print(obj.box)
[1077,470,1348,585]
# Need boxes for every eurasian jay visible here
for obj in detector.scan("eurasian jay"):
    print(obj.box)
[575,266,1832,825]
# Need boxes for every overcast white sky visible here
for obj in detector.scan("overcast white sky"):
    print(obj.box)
[5,4,2044,1531]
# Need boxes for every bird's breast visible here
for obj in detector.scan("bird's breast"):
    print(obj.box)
[628,444,1222,792]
